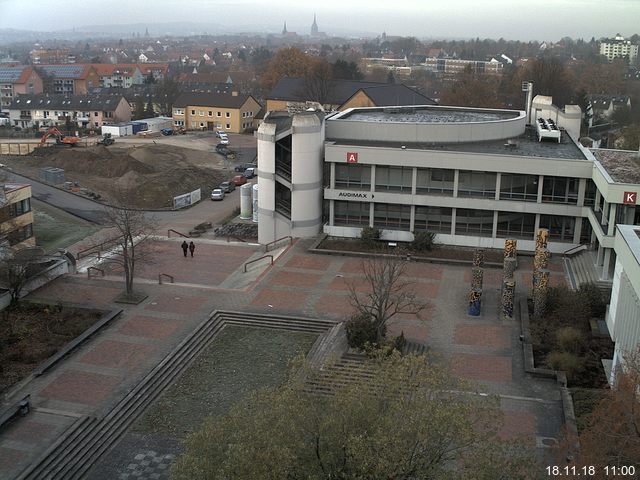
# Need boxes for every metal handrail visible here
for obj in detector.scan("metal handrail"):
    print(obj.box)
[76,235,123,260]
[265,235,293,252]
[87,266,104,279]
[562,243,590,258]
[244,255,273,272]
[158,273,174,284]
[167,229,189,238]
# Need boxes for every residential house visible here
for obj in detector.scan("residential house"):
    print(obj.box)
[172,92,261,133]
[0,184,35,250]
[36,64,99,94]
[137,63,169,82]
[599,34,639,63]
[30,48,75,64]
[92,64,144,88]
[8,94,131,130]
[0,66,43,113]
[266,77,436,113]
[589,94,632,123]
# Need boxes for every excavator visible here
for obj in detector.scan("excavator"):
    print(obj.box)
[39,127,81,147]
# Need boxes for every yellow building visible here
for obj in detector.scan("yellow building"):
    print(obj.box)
[0,184,35,251]
[172,92,261,133]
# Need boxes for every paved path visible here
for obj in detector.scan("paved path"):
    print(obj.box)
[0,237,568,478]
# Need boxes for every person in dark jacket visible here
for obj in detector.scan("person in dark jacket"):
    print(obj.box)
[181,240,188,257]
[189,241,195,257]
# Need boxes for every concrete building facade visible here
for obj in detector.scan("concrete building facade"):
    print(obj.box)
[599,34,639,63]
[172,92,260,133]
[0,184,35,251]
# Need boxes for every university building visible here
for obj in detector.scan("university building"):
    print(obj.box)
[257,98,640,285]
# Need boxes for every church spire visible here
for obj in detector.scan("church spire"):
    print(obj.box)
[311,14,318,36]
[282,21,287,35]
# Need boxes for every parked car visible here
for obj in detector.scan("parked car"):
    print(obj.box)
[211,188,225,201]
[219,181,235,193]
[232,175,247,186]
[243,167,256,179]
[234,163,256,172]
[215,144,230,155]
[219,137,229,145]
[161,128,174,136]
[215,131,228,139]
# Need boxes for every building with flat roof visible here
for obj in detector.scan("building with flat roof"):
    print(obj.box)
[599,34,638,63]
[258,98,640,288]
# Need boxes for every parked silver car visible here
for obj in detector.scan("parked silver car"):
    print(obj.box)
[211,188,225,201]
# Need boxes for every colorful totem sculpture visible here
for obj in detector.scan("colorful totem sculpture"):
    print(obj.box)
[501,279,516,320]
[473,249,485,268]
[533,269,550,317]
[468,288,482,316]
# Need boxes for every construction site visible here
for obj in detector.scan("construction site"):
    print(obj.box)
[0,137,243,209]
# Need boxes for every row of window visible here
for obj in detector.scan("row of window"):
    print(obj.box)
[333,201,580,242]
[0,198,31,222]
[191,110,231,118]
[334,164,585,205]
[6,223,33,246]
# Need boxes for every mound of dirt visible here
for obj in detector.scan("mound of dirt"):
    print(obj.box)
[5,143,228,209]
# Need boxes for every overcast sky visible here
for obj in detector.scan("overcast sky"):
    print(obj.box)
[0,0,638,40]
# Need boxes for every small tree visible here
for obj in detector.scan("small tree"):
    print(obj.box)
[171,352,538,479]
[100,188,157,299]
[411,231,436,252]
[144,100,155,118]
[349,255,427,343]
[133,96,145,120]
[359,226,380,249]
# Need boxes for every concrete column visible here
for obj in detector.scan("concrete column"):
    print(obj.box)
[608,203,617,236]
[492,211,498,238]
[573,216,582,244]
[596,244,604,266]
[411,167,417,195]
[409,205,416,232]
[370,164,376,193]
[537,175,544,203]
[495,173,501,201]
[534,214,540,234]
[453,170,460,197]
[602,200,609,227]
[577,178,586,207]
[368,202,374,227]
[451,208,457,236]
[602,248,612,280]
[594,189,602,212]
[330,162,335,189]
[625,205,636,224]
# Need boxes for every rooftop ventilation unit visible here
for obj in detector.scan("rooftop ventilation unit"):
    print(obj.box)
[535,117,561,143]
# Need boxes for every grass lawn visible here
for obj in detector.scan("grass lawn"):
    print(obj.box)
[32,199,100,253]
[132,325,318,439]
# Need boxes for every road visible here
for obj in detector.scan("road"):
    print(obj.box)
[5,170,244,232]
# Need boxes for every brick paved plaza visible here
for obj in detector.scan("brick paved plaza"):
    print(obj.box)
[0,236,566,478]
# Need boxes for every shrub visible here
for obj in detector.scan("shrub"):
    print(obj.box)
[391,331,406,352]
[547,351,585,382]
[411,231,436,252]
[556,326,585,354]
[360,226,381,249]
[345,313,380,349]
[577,283,607,318]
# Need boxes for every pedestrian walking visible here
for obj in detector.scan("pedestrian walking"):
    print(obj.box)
[189,241,195,257]
[181,240,188,257]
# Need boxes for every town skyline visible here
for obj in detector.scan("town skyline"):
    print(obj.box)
[0,0,638,41]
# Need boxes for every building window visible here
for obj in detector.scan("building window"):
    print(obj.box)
[416,168,454,196]
[539,215,575,242]
[373,203,411,230]
[375,166,412,193]
[496,211,535,239]
[94,112,99,117]
[174,120,184,126]
[335,164,371,190]
[541,176,578,204]
[217,111,221,117]
[208,111,213,117]
[455,208,493,237]
[226,123,230,129]
[191,110,196,116]
[225,112,230,118]
[500,174,538,202]
[457,170,496,198]
[200,122,205,128]
[6,223,33,246]
[414,206,452,234]
[334,200,370,226]
[199,110,204,116]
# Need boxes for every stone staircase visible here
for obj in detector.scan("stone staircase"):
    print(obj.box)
[563,250,612,296]
[16,311,335,480]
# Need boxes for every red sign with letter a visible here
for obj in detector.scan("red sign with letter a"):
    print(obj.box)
[346,152,358,163]
[623,191,637,205]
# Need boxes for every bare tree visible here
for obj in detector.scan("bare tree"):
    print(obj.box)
[303,58,335,107]
[101,189,157,299]
[348,255,427,342]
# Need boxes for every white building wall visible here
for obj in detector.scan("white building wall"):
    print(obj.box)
[257,122,277,244]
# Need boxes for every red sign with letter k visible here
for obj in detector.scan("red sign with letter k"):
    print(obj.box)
[623,191,637,205]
